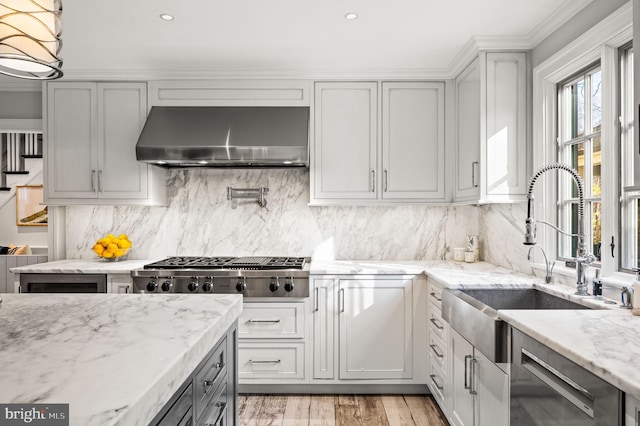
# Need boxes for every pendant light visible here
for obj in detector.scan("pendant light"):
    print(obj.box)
[0,0,63,80]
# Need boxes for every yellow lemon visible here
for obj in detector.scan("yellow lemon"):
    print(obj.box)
[118,234,129,241]
[116,239,128,249]
[106,233,116,240]
[115,249,126,258]
[102,250,113,258]
[93,244,104,256]
[107,243,118,252]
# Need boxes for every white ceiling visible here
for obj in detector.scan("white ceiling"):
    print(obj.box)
[24,0,598,79]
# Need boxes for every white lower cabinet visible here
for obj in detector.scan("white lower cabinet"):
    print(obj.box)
[428,279,509,426]
[312,275,427,384]
[450,328,509,426]
[627,394,640,425]
[237,300,309,384]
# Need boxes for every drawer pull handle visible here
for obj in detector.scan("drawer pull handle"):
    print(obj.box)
[205,401,227,426]
[201,362,225,401]
[247,319,281,323]
[430,318,444,330]
[430,344,443,358]
[429,374,444,391]
[429,291,442,302]
[248,359,281,364]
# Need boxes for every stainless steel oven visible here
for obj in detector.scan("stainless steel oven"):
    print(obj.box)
[511,327,622,425]
[19,273,107,293]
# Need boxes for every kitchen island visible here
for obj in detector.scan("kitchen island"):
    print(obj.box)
[0,293,242,425]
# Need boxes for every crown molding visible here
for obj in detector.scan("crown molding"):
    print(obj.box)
[526,0,595,47]
[57,67,453,81]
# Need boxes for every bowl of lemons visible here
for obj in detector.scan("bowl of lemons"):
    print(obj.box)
[93,234,132,261]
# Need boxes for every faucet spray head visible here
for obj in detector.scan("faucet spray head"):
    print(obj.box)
[524,218,537,245]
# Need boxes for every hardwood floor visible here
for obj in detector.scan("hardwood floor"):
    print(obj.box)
[238,394,449,426]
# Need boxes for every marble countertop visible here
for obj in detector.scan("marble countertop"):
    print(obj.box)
[0,293,242,426]
[9,259,159,274]
[8,257,640,400]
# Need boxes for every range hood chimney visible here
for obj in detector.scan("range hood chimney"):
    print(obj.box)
[136,106,309,167]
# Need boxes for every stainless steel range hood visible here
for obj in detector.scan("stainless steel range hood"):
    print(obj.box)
[136,106,309,167]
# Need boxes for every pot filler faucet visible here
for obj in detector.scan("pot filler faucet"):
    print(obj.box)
[524,163,595,296]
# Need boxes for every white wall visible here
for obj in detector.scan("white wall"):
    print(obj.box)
[64,169,479,261]
[531,0,629,68]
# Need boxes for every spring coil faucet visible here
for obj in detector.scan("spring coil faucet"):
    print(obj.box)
[524,163,595,296]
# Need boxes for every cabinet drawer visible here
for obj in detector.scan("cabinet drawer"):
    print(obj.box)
[194,337,227,420]
[238,342,304,380]
[429,333,447,372]
[428,362,446,409]
[429,311,447,341]
[428,284,443,311]
[239,302,305,339]
[198,382,228,426]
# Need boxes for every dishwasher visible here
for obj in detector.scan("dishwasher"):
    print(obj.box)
[510,327,622,425]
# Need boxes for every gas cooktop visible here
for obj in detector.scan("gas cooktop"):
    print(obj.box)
[143,256,308,270]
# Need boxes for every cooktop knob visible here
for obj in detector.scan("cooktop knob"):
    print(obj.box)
[161,281,173,292]
[236,277,246,293]
[269,277,280,292]
[202,278,213,292]
[284,277,294,293]
[146,280,158,292]
[187,281,199,292]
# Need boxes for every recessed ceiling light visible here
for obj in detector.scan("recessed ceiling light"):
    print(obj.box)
[344,12,358,20]
[160,14,174,21]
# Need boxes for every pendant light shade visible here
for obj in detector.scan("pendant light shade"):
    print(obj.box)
[0,0,62,80]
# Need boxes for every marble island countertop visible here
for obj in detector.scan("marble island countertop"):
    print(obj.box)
[0,293,242,426]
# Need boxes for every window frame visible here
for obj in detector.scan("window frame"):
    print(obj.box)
[532,4,630,280]
[556,64,603,263]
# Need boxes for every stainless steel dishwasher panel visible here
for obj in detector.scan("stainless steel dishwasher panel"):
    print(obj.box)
[511,327,622,425]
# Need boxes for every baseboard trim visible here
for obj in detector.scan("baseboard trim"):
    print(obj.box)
[238,383,430,395]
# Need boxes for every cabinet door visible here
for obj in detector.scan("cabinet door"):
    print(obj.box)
[382,82,445,200]
[450,329,474,426]
[483,52,528,198]
[313,82,378,200]
[474,350,509,426]
[338,278,412,379]
[455,59,481,201]
[45,82,98,199]
[98,83,149,199]
[313,278,335,379]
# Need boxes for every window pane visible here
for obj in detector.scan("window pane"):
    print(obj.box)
[571,79,585,138]
[592,136,601,197]
[570,142,585,198]
[592,201,601,261]
[591,69,602,133]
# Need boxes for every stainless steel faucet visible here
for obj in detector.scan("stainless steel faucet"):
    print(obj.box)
[524,163,595,296]
[527,244,554,283]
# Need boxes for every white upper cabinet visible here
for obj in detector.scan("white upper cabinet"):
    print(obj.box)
[44,82,166,205]
[313,82,378,201]
[454,52,529,203]
[382,82,445,200]
[311,81,446,205]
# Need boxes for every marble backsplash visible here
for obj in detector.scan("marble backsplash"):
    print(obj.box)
[479,203,531,273]
[65,169,479,261]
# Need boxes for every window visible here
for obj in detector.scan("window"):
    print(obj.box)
[557,65,602,262]
[620,44,636,270]
[533,4,631,279]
